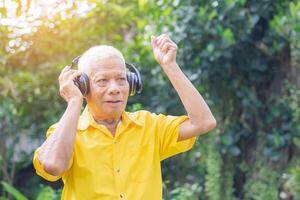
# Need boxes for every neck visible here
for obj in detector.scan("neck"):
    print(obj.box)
[95,117,121,127]
[92,113,122,136]
[87,107,123,136]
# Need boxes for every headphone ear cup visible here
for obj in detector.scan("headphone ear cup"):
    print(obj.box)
[127,71,135,96]
[71,56,90,96]
[132,73,137,95]
[135,73,142,94]
[74,73,90,96]
[126,63,142,96]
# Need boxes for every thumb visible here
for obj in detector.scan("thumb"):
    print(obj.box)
[151,35,156,46]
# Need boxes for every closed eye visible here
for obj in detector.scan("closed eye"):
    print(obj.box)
[97,79,108,82]
[117,77,127,84]
[96,79,108,86]
[118,77,126,81]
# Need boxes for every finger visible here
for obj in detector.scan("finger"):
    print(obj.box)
[162,42,177,53]
[159,37,173,49]
[156,35,165,46]
[59,66,71,79]
[64,69,77,76]
[61,69,78,81]
[72,71,83,79]
[161,42,174,53]
[62,65,71,73]
[155,34,165,45]
[65,73,82,87]
[69,71,83,82]
[151,35,157,47]
[157,34,169,46]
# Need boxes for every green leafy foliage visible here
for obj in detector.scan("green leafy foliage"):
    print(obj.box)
[0,182,28,200]
[36,185,61,200]
[205,136,221,200]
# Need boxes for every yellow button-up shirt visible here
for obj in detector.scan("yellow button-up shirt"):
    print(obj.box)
[33,106,197,200]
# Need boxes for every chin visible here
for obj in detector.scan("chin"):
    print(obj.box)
[104,108,124,116]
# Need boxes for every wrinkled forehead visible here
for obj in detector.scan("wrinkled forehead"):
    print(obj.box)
[77,45,126,74]
[79,55,126,76]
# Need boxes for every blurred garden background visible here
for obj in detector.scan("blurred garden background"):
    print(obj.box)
[0,0,300,199]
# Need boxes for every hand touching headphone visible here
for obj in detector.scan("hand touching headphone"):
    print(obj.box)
[71,56,143,96]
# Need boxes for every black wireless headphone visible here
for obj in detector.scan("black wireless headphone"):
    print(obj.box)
[71,56,142,96]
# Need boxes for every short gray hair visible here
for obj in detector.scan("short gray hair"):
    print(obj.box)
[78,45,125,71]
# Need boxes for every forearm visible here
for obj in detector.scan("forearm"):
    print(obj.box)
[38,98,83,175]
[150,34,216,138]
[162,63,215,127]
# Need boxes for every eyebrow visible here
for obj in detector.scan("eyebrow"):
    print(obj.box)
[93,73,126,80]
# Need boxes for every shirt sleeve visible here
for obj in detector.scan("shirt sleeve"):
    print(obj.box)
[155,114,197,161]
[32,123,74,182]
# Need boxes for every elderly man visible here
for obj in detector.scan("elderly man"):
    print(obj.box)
[33,34,216,199]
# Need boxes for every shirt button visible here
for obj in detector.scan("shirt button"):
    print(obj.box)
[114,140,117,144]
[120,194,124,198]
[116,169,121,173]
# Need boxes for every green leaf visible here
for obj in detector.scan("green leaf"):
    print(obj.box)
[223,28,235,46]
[36,186,55,200]
[208,10,217,21]
[0,182,28,200]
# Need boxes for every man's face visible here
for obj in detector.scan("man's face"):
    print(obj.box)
[84,55,129,118]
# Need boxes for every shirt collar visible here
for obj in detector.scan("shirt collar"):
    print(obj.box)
[77,105,143,131]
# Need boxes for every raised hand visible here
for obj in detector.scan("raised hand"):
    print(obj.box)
[58,65,83,103]
[151,34,178,68]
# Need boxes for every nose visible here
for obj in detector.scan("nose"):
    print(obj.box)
[107,81,121,95]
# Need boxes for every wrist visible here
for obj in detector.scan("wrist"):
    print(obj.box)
[68,97,83,106]
[161,62,179,73]
[162,62,178,68]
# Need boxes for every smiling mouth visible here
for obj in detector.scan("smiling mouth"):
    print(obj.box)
[105,100,122,103]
